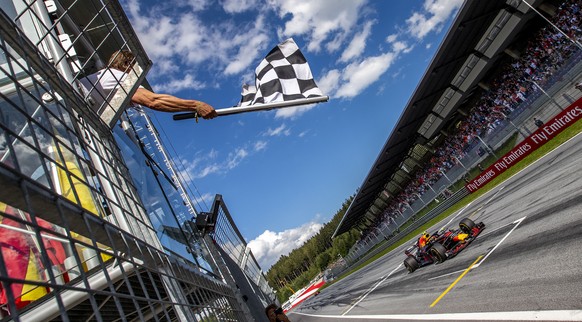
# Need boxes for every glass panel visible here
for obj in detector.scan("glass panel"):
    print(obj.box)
[0,210,50,312]
[0,0,251,318]
[0,67,103,215]
[0,201,114,314]
[113,111,218,274]
[11,136,47,186]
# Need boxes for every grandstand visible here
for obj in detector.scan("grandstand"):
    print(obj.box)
[333,0,582,247]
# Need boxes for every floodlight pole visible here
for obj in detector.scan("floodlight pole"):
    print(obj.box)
[413,193,426,206]
[395,209,403,218]
[526,79,563,111]
[376,226,387,240]
[440,170,452,183]
[495,111,527,136]
[453,156,467,169]
[476,135,498,158]
[425,183,437,194]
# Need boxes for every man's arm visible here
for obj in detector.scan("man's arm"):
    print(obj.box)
[132,88,217,119]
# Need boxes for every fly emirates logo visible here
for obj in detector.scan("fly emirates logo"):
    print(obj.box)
[466,102,582,193]
[531,106,582,144]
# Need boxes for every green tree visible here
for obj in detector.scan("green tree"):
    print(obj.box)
[265,194,358,303]
[315,251,331,270]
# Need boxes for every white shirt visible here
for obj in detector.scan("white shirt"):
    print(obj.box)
[79,68,127,107]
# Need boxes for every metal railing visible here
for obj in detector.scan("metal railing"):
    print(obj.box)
[0,1,253,320]
[210,195,277,307]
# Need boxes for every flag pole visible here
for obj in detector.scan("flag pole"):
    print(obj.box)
[173,96,329,120]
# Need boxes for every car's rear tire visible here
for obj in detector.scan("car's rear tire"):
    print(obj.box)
[430,242,447,263]
[404,256,419,273]
[459,218,476,234]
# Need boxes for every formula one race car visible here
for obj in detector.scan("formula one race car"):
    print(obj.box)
[403,218,485,273]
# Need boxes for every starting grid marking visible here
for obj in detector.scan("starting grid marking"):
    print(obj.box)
[430,255,484,308]
[300,134,582,320]
[340,215,526,316]
[339,188,523,315]
[427,216,525,308]
[428,216,526,281]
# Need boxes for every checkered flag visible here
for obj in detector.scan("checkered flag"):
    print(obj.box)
[239,38,324,107]
[173,38,327,121]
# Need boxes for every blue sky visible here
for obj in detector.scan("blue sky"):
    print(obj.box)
[121,0,464,269]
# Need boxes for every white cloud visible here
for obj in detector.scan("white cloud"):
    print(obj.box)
[175,153,204,184]
[182,0,210,11]
[195,163,222,179]
[223,17,270,75]
[193,148,247,178]
[317,69,341,96]
[248,221,323,269]
[406,0,463,39]
[194,192,215,208]
[274,104,317,119]
[224,34,269,75]
[335,52,398,98]
[175,127,294,181]
[154,74,206,93]
[325,32,348,53]
[179,145,251,179]
[221,0,254,13]
[339,20,374,63]
[265,124,291,136]
[392,41,413,54]
[226,148,248,169]
[392,67,404,79]
[254,140,268,151]
[124,0,269,92]
[268,0,367,53]
[386,34,398,43]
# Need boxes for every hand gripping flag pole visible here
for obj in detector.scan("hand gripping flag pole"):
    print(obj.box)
[174,38,328,121]
[173,95,329,120]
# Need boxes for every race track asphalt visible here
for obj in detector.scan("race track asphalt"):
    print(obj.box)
[288,132,582,322]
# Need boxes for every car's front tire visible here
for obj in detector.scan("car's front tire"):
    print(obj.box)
[404,256,419,273]
[459,218,476,234]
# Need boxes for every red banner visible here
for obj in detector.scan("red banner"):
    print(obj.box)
[466,96,582,193]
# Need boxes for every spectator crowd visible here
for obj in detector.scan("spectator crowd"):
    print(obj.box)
[354,0,581,246]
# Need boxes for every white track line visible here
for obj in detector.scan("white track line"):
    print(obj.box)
[294,310,582,320]
[320,135,582,320]
[341,263,403,316]
[472,216,525,269]
[428,216,525,281]
[439,202,472,231]
[427,269,465,281]
[438,184,505,232]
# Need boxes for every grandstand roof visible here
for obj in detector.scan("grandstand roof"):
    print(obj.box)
[333,0,544,237]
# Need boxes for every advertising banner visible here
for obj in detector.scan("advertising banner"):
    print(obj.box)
[466,96,582,193]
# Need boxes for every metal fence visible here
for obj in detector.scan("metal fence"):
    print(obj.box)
[0,1,265,321]
[210,195,277,309]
